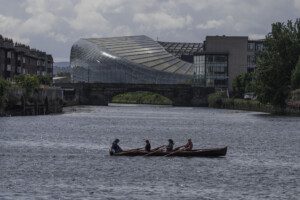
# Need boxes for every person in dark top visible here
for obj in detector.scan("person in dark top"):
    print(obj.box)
[111,139,123,153]
[184,139,193,151]
[166,139,174,152]
[145,140,151,152]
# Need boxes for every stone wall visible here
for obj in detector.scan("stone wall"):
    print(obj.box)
[56,83,214,107]
[3,87,63,116]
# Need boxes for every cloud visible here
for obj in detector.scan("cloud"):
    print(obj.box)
[0,14,30,43]
[249,33,266,40]
[22,13,57,34]
[111,25,133,36]
[48,32,68,43]
[295,0,300,10]
[69,0,110,32]
[196,16,237,31]
[0,0,298,61]
[133,12,192,30]
[0,14,21,31]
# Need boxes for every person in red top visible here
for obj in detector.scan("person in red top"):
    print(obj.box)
[184,139,193,151]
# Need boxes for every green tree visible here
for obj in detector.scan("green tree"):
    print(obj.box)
[0,78,10,115]
[232,72,255,98]
[256,19,300,113]
[291,57,300,89]
[15,75,40,97]
[15,75,40,114]
[208,91,227,108]
[37,75,52,85]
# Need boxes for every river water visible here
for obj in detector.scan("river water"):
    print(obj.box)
[0,105,299,200]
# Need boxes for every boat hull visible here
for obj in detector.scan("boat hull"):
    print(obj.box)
[109,147,227,157]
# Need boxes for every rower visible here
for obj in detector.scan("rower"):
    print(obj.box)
[145,140,151,152]
[166,139,174,152]
[111,139,123,153]
[184,139,193,151]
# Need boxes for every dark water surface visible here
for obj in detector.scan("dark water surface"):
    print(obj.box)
[0,105,299,200]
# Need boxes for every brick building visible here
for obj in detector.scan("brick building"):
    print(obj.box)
[0,34,53,80]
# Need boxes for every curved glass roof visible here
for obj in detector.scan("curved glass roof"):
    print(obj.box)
[158,41,204,57]
[85,35,194,75]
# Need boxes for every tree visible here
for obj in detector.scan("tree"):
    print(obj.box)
[15,75,40,114]
[0,78,10,115]
[15,75,40,97]
[37,75,52,85]
[291,57,300,89]
[255,19,300,113]
[232,72,255,98]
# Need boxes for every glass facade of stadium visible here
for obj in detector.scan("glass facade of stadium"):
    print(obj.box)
[159,41,228,88]
[70,35,229,88]
[71,35,197,84]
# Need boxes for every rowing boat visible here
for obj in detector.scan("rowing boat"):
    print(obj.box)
[109,146,227,157]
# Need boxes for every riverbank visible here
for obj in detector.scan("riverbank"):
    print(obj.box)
[0,87,63,117]
[1,76,64,117]
[208,98,300,115]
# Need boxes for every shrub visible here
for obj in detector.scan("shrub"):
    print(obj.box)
[208,91,226,108]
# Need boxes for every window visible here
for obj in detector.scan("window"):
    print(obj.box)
[7,51,12,58]
[247,67,255,73]
[193,55,205,76]
[215,55,227,62]
[214,79,228,87]
[206,55,214,62]
[205,55,228,77]
[248,43,255,51]
[6,64,12,71]
[247,55,256,66]
[17,67,22,73]
[256,43,263,51]
[206,78,214,87]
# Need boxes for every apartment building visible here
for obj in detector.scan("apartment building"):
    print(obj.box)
[0,34,53,80]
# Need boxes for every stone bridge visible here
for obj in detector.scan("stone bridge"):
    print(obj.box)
[55,83,214,107]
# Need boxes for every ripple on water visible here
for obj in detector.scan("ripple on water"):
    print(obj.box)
[0,105,299,199]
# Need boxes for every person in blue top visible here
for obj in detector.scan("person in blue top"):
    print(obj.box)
[166,139,174,152]
[111,139,123,153]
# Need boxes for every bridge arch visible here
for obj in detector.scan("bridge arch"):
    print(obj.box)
[55,83,214,107]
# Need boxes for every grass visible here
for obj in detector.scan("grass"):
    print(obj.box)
[111,91,172,105]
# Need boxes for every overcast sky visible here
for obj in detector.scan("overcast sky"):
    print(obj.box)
[0,0,299,62]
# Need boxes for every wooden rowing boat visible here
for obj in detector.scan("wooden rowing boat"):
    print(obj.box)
[109,146,227,157]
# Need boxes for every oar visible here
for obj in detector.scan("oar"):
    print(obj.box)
[173,145,185,151]
[144,145,165,156]
[164,147,186,157]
